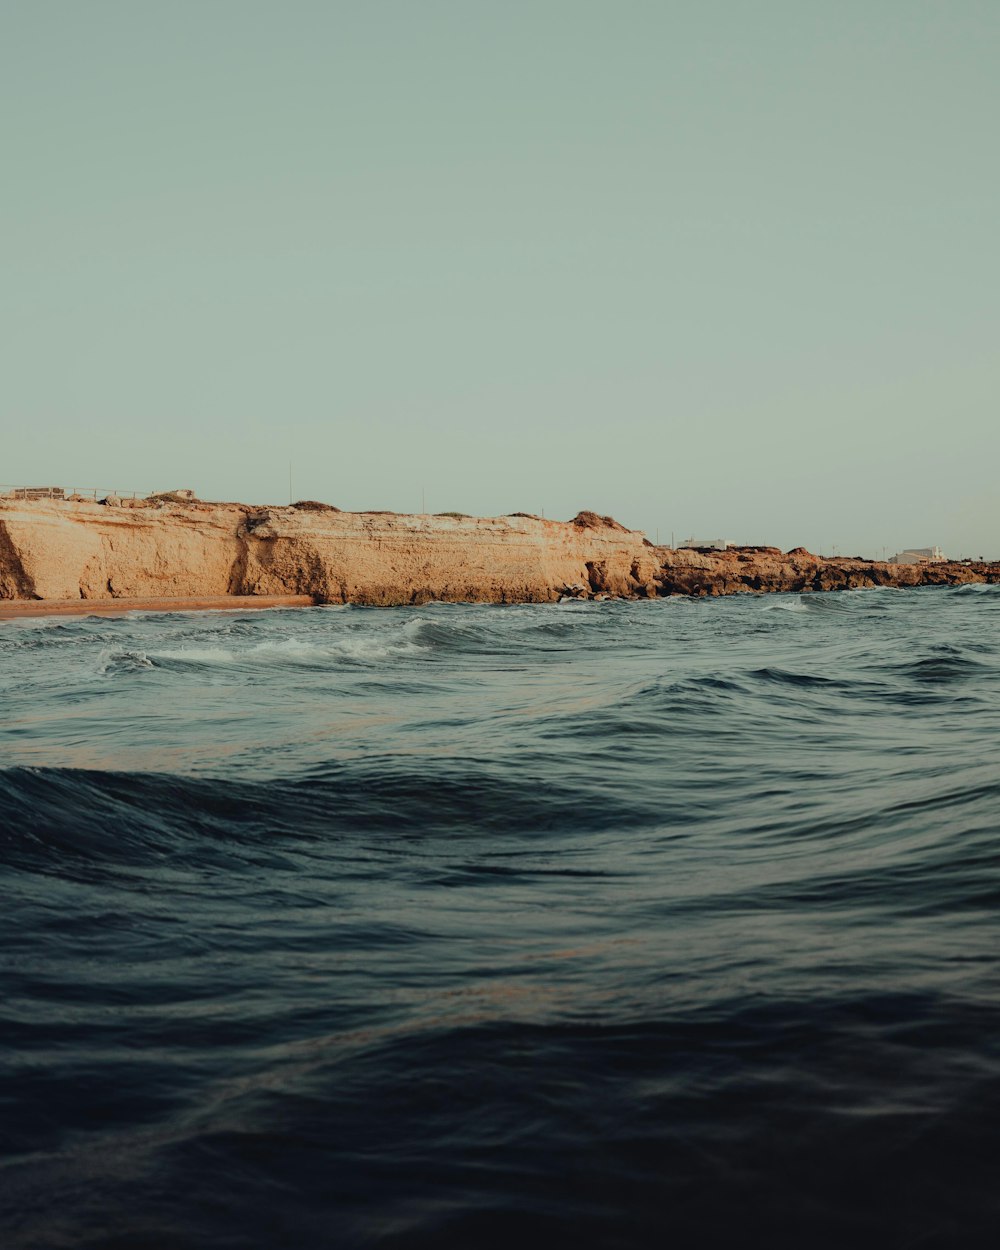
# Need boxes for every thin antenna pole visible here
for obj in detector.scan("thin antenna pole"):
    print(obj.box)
[289,461,292,506]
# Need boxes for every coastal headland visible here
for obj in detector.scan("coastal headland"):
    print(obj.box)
[1,496,996,617]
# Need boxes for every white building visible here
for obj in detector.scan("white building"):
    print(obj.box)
[888,546,946,564]
[678,537,731,551]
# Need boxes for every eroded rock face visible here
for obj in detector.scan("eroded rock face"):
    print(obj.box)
[233,509,661,604]
[0,500,241,600]
[653,546,1000,596]
[0,500,659,605]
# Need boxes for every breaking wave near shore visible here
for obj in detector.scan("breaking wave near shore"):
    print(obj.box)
[2,587,1000,1248]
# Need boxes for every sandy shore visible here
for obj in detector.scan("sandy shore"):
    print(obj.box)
[0,594,317,621]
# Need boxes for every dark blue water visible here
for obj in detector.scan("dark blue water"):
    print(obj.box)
[2,587,999,1248]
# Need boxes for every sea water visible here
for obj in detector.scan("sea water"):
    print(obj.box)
[1,588,999,1247]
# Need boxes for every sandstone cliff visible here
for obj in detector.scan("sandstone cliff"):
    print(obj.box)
[0,497,996,608]
[0,499,660,606]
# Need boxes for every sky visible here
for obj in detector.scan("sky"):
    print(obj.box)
[2,1,997,557]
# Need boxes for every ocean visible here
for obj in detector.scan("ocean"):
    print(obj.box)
[2,587,999,1248]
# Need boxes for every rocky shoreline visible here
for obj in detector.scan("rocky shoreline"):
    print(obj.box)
[1,497,996,612]
[651,543,1000,597]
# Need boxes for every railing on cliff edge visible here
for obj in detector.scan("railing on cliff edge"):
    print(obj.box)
[0,485,150,501]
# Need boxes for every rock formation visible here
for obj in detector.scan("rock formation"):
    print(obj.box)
[0,496,996,609]
[653,545,999,596]
[0,499,660,606]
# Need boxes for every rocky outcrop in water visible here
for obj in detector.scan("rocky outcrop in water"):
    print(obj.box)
[0,497,996,606]
[653,545,1000,596]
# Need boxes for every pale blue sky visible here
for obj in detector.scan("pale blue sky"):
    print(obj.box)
[2,1,997,556]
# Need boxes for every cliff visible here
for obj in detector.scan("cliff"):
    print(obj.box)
[0,499,660,606]
[0,498,996,609]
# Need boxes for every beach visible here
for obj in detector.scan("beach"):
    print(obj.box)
[0,594,315,621]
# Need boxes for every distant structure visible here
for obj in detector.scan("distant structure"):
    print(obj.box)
[148,488,198,502]
[888,546,946,564]
[5,486,64,500]
[678,537,731,551]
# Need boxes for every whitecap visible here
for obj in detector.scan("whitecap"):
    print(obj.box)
[154,646,239,665]
[761,600,808,613]
[98,649,155,674]
[328,634,428,663]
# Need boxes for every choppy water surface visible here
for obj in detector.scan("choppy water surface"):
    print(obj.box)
[2,588,999,1248]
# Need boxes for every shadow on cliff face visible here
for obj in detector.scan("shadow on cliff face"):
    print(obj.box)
[229,512,340,603]
[0,521,38,599]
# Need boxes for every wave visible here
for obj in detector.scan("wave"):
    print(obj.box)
[761,598,810,614]
[86,611,621,674]
[880,643,995,686]
[952,581,1000,593]
[96,632,431,673]
[0,757,664,873]
[762,591,902,618]
[761,595,854,615]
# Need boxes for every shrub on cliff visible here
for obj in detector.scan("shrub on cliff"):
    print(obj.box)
[146,491,198,505]
[572,511,628,532]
